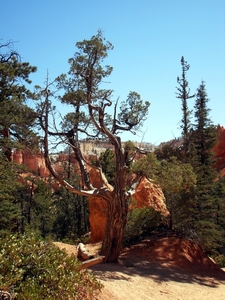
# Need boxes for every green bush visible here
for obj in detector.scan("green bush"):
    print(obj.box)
[213,254,225,268]
[124,206,164,246]
[0,233,102,299]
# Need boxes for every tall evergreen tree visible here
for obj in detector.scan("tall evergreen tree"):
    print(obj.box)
[176,56,195,161]
[0,40,38,161]
[0,151,22,236]
[190,81,223,253]
[52,187,89,241]
[51,153,89,240]
[16,178,54,236]
[192,81,217,167]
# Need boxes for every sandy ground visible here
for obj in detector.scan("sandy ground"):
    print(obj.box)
[91,258,225,300]
[55,235,225,300]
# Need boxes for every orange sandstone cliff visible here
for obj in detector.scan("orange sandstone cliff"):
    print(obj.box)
[11,125,225,243]
[214,125,225,173]
[88,169,169,243]
[12,150,49,177]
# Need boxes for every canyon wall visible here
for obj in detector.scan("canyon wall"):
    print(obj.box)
[11,125,225,242]
[214,125,225,172]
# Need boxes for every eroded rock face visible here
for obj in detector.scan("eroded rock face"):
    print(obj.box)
[88,197,108,243]
[131,177,169,217]
[12,149,23,164]
[214,125,225,171]
[11,126,225,244]
[12,150,49,177]
[87,167,111,243]
[88,176,169,243]
[11,150,170,244]
[12,149,170,243]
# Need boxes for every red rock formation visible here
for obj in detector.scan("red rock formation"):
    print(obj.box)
[88,167,103,188]
[58,153,69,162]
[11,149,169,243]
[11,126,225,243]
[221,168,225,177]
[214,125,225,171]
[12,150,49,177]
[12,149,23,164]
[88,197,108,243]
[131,177,169,217]
[88,173,169,243]
[87,167,112,243]
[18,173,38,191]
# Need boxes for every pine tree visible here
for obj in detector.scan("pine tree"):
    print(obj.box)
[18,178,54,237]
[99,149,115,185]
[192,81,217,166]
[51,155,89,241]
[190,81,223,253]
[176,56,195,161]
[52,187,89,241]
[0,152,21,236]
[0,40,38,161]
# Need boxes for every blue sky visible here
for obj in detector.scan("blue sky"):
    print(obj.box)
[1,0,225,145]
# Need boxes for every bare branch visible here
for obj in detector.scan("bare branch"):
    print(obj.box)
[126,175,142,196]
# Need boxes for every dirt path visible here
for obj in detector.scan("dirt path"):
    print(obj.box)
[55,236,225,300]
[91,258,225,300]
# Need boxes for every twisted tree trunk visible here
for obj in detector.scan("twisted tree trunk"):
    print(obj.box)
[101,162,128,262]
[101,194,128,262]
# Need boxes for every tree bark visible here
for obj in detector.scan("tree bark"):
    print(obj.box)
[101,195,128,262]
[98,135,129,262]
[101,162,128,263]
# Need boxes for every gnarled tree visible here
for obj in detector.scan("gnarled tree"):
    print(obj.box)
[37,31,150,262]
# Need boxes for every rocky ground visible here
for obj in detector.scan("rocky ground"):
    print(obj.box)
[55,234,225,300]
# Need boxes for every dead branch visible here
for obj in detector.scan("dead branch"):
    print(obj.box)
[78,256,105,270]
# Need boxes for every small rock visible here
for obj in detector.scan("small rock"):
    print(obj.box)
[77,243,90,261]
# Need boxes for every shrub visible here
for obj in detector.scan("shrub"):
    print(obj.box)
[0,233,102,299]
[123,207,164,246]
[213,254,225,268]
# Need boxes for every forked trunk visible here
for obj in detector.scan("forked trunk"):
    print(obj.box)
[101,193,128,263]
[100,144,129,263]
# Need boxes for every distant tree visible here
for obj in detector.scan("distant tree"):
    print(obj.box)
[130,152,159,180]
[16,184,33,234]
[0,40,38,161]
[29,179,54,237]
[155,144,183,161]
[37,31,150,262]
[52,186,89,241]
[51,154,89,240]
[131,153,196,230]
[99,149,115,185]
[176,56,195,161]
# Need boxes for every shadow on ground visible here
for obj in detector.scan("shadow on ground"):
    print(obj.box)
[90,255,225,289]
